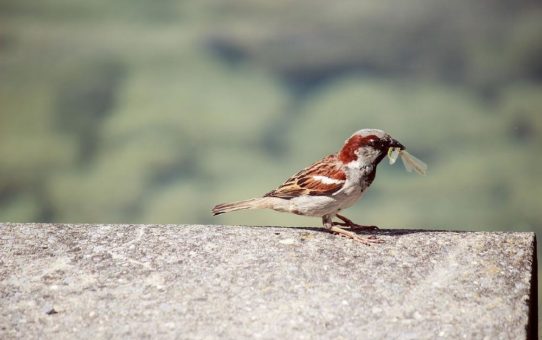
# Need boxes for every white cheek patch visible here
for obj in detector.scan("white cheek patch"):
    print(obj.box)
[312,176,344,185]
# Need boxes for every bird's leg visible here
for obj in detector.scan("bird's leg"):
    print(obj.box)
[322,215,382,245]
[333,214,379,231]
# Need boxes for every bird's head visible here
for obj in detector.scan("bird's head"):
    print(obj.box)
[338,129,404,165]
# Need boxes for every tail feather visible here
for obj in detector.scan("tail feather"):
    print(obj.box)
[212,198,268,216]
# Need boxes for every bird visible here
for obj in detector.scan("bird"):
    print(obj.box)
[212,129,424,245]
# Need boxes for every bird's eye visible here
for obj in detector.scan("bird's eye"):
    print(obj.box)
[367,138,377,146]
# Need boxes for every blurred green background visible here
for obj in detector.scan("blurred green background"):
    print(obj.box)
[1,0,541,302]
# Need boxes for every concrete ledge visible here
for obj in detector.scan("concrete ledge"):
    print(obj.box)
[0,223,537,339]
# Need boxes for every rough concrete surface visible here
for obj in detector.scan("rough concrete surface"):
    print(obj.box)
[0,223,537,339]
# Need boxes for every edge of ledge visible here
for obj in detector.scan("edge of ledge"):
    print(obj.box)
[528,233,537,340]
[0,222,538,235]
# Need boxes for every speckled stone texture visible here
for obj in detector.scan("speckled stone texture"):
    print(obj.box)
[0,223,537,339]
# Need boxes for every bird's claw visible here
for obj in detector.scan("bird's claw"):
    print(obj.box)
[333,214,379,231]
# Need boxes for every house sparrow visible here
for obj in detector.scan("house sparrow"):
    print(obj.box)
[212,129,426,245]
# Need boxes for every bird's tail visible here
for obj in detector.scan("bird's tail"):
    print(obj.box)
[212,198,270,216]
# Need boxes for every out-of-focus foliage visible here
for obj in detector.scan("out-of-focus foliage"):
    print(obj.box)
[1,0,542,317]
[1,1,541,229]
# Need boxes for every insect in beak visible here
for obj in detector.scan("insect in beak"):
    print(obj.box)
[387,147,427,175]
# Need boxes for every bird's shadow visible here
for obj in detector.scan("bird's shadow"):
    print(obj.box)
[232,225,476,236]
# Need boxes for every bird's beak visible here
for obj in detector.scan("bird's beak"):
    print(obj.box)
[389,138,405,150]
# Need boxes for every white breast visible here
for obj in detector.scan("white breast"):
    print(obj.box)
[334,163,374,210]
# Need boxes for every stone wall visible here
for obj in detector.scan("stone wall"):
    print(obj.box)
[0,223,537,339]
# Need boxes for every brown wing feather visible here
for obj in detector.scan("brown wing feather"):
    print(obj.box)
[264,155,346,199]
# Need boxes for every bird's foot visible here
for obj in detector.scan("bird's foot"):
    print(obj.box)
[328,226,383,246]
[334,214,379,231]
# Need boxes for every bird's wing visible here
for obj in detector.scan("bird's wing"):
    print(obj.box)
[264,155,346,199]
